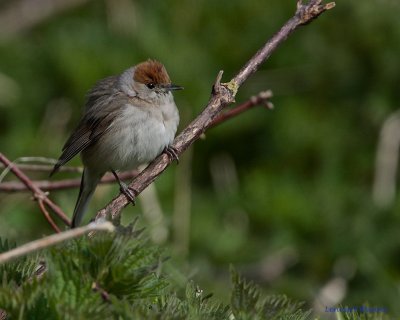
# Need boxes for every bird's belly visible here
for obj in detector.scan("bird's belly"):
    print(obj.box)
[90,110,176,172]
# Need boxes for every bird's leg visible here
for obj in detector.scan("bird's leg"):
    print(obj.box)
[164,145,179,164]
[111,170,137,205]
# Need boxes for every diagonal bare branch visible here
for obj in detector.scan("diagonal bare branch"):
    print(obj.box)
[95,1,335,223]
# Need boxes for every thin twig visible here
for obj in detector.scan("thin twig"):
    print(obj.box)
[0,153,71,226]
[95,1,335,223]
[38,199,61,233]
[0,163,82,173]
[0,156,61,182]
[209,90,273,129]
[0,221,115,264]
[0,170,138,193]
[233,0,335,87]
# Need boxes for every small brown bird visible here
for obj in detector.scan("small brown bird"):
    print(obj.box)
[51,59,183,228]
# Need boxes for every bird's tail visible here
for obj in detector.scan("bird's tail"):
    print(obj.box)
[71,168,102,228]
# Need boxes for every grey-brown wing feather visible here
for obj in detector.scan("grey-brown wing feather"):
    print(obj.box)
[50,76,121,176]
[50,115,114,176]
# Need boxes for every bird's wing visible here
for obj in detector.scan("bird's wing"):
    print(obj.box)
[50,114,114,176]
[50,76,120,176]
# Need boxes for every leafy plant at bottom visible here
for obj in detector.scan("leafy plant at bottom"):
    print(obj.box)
[230,266,312,320]
[0,224,167,319]
[0,227,392,319]
[335,304,392,320]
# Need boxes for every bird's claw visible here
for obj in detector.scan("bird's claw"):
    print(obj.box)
[111,170,137,205]
[164,145,179,164]
[119,182,137,206]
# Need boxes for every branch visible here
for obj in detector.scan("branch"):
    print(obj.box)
[0,153,71,227]
[0,221,115,264]
[0,163,82,173]
[0,170,138,193]
[208,90,273,130]
[38,198,61,233]
[0,156,78,182]
[233,0,335,88]
[95,0,335,223]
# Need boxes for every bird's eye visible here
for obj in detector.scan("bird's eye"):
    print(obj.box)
[146,83,155,89]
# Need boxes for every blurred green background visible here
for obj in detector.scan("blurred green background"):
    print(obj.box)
[1,0,399,316]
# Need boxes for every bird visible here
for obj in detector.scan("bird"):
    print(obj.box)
[50,59,183,228]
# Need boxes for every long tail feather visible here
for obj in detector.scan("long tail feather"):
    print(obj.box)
[71,168,101,228]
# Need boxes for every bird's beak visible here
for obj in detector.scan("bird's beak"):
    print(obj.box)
[164,84,184,91]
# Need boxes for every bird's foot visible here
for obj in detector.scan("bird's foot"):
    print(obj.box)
[111,170,137,205]
[119,182,137,205]
[164,145,179,164]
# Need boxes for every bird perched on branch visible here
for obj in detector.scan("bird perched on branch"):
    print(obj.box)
[51,59,183,228]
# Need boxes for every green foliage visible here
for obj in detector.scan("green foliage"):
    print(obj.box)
[0,226,168,319]
[0,229,318,319]
[230,267,311,320]
[0,238,40,286]
[334,305,391,320]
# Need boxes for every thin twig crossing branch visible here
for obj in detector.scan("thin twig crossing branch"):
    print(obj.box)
[0,170,138,192]
[0,153,71,227]
[209,90,273,129]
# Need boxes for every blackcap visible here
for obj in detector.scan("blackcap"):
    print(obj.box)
[51,59,182,228]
